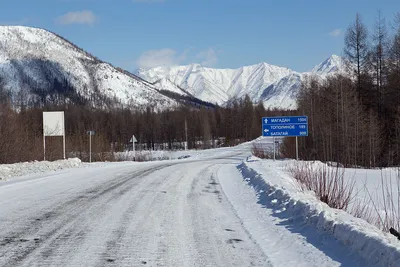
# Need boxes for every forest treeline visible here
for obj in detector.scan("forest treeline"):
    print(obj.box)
[0,83,293,163]
[292,12,400,167]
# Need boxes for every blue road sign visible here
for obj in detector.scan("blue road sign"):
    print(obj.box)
[262,116,308,125]
[262,116,308,137]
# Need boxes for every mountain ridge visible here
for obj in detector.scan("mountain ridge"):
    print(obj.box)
[0,25,343,110]
[137,55,344,109]
[0,26,191,109]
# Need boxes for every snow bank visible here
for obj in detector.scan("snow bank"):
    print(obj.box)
[0,158,82,181]
[238,158,400,267]
[286,160,400,231]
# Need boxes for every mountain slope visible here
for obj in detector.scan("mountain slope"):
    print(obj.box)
[137,63,293,106]
[0,26,180,109]
[261,73,303,109]
[151,78,193,97]
[137,55,344,109]
[311,54,344,76]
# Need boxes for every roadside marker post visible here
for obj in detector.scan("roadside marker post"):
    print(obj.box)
[87,131,95,163]
[273,137,276,161]
[130,135,138,161]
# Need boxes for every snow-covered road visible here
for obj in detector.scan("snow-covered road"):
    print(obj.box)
[0,151,267,267]
[0,147,372,266]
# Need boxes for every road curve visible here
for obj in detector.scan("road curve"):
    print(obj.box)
[0,154,269,267]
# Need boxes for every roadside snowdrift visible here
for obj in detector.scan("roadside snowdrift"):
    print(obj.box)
[0,158,82,181]
[238,158,400,267]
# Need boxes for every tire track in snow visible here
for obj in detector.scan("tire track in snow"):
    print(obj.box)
[98,166,185,266]
[188,164,269,267]
[0,164,174,267]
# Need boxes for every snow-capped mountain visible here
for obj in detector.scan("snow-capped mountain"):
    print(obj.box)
[151,78,193,97]
[0,26,343,110]
[311,55,344,76]
[0,26,181,109]
[137,63,294,107]
[260,73,303,109]
[138,55,345,109]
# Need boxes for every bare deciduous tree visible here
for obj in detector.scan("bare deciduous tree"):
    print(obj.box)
[344,13,370,102]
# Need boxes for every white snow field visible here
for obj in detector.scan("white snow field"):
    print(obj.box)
[0,142,397,266]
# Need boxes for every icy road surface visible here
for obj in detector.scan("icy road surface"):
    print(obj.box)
[0,146,370,266]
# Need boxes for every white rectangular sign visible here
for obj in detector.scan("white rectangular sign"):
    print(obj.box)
[43,111,65,136]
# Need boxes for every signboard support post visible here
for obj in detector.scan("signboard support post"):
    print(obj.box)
[132,136,135,155]
[273,137,276,161]
[63,135,66,160]
[89,133,92,163]
[87,131,95,163]
[132,135,135,161]
[185,118,188,151]
[62,112,66,159]
[89,134,92,162]
[130,135,138,161]
[296,136,299,161]
[43,134,46,161]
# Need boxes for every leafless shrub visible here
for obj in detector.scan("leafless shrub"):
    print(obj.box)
[288,162,355,210]
[289,162,400,233]
[113,152,135,162]
[251,142,276,159]
[133,151,171,162]
[354,170,400,232]
[96,152,114,162]
[348,190,377,226]
[134,151,151,162]
[350,203,376,225]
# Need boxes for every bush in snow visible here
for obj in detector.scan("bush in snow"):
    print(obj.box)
[113,150,172,162]
[134,150,171,162]
[251,142,279,159]
[289,162,400,235]
[351,170,400,233]
[288,162,355,210]
[113,151,135,161]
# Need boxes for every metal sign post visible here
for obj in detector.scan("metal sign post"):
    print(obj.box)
[275,140,280,160]
[63,133,66,160]
[273,137,276,161]
[130,135,137,161]
[262,116,308,160]
[185,118,188,151]
[43,133,46,161]
[87,131,95,163]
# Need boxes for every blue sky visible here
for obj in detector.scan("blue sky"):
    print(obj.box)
[1,0,400,72]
